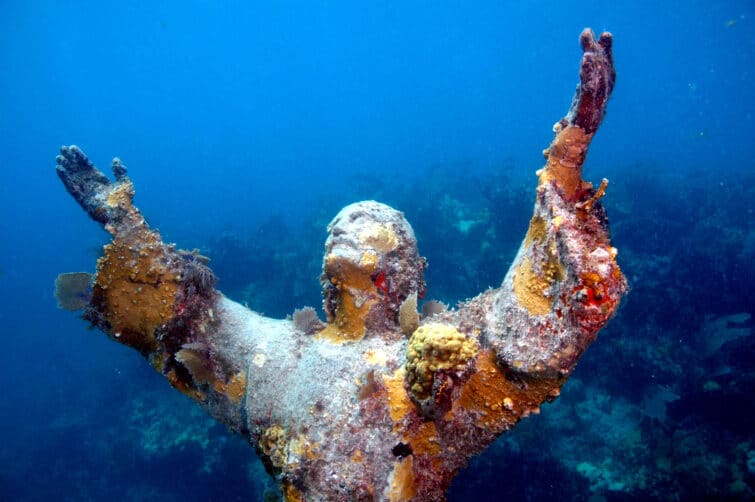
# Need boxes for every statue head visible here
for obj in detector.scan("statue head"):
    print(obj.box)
[319,201,426,341]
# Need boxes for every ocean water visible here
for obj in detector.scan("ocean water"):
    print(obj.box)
[1,1,753,500]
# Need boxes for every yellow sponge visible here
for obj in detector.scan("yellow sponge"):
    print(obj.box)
[405,323,479,401]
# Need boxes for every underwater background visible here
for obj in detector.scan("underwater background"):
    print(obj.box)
[1,0,753,500]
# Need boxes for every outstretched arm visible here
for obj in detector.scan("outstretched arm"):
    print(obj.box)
[56,146,259,429]
[56,29,626,501]
[482,29,625,377]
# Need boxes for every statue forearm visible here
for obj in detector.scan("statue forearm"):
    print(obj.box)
[56,29,626,501]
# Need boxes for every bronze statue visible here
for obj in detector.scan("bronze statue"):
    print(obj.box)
[56,29,625,501]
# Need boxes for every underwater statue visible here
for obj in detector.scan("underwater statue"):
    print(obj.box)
[56,29,626,501]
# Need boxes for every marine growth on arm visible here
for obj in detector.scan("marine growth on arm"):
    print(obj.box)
[55,28,626,501]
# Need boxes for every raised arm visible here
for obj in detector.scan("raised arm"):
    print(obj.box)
[56,29,626,501]
[480,28,625,377]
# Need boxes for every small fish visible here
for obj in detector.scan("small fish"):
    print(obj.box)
[55,272,94,311]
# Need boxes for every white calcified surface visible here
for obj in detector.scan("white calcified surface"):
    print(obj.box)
[211,296,409,498]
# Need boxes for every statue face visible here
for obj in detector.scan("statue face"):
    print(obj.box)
[320,201,426,328]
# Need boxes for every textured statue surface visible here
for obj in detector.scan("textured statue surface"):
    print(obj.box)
[56,29,626,501]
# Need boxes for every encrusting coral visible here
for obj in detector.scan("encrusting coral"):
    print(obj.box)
[405,324,479,403]
[55,28,626,501]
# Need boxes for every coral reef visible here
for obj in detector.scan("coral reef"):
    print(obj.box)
[56,29,625,500]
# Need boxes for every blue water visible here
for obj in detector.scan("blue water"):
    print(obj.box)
[1,1,753,500]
